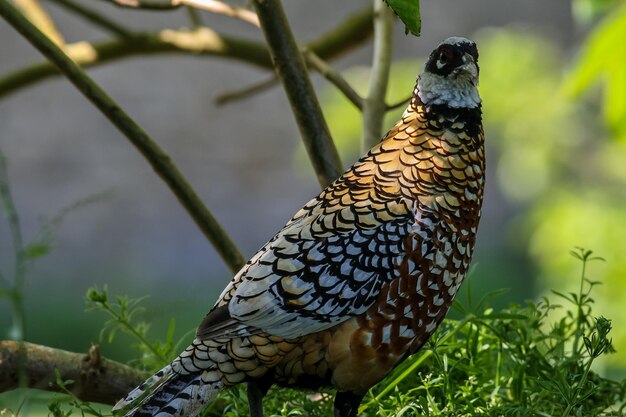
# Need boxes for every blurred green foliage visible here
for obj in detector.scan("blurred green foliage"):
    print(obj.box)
[312,12,626,371]
[566,2,626,140]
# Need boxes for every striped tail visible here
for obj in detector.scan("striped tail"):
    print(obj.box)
[113,364,224,417]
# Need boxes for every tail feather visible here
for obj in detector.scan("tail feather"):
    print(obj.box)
[114,365,175,411]
[113,364,224,417]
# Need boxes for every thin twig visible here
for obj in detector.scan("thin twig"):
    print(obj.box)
[105,0,260,27]
[306,5,373,62]
[252,0,343,188]
[386,94,411,111]
[48,0,134,38]
[0,6,374,99]
[176,0,259,27]
[0,29,272,98]
[0,0,247,273]
[15,0,64,46]
[186,6,203,28]
[219,49,365,109]
[211,7,374,106]
[303,49,363,110]
[100,0,176,9]
[215,75,278,105]
[361,0,394,151]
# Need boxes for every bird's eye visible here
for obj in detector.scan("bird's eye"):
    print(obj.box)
[439,48,454,64]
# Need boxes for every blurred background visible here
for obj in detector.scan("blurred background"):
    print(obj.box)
[1,0,625,410]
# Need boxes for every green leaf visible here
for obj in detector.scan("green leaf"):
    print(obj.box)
[565,3,626,140]
[384,0,421,36]
[22,242,50,260]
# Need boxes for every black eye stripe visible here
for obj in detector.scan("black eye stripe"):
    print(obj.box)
[424,40,478,77]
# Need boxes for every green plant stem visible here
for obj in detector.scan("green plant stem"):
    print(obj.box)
[100,302,167,363]
[561,356,594,417]
[0,6,374,99]
[0,0,247,273]
[572,255,588,354]
[0,152,28,390]
[0,153,26,344]
[361,0,394,152]
[251,0,343,188]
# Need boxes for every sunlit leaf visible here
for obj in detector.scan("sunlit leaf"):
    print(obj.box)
[383,0,421,36]
[565,4,626,140]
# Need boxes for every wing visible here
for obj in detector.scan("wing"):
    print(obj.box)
[197,114,423,340]
[198,213,414,340]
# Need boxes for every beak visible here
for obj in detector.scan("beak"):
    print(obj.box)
[455,53,478,79]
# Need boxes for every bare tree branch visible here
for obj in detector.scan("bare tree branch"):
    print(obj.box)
[15,0,65,46]
[215,75,278,105]
[176,0,259,27]
[386,95,411,111]
[212,6,374,106]
[252,0,343,188]
[361,0,394,151]
[0,341,147,405]
[0,6,373,99]
[306,5,373,64]
[0,0,247,273]
[98,0,176,9]
[104,0,260,27]
[303,49,363,110]
[216,49,366,109]
[186,6,203,28]
[48,0,134,38]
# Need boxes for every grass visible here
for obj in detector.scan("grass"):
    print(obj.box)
[45,248,625,417]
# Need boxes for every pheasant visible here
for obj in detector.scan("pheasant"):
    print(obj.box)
[113,36,484,417]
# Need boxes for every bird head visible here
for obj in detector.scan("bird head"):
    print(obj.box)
[417,37,481,109]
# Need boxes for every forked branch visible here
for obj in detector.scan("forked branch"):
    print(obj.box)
[252,0,343,187]
[0,6,373,99]
[0,0,247,273]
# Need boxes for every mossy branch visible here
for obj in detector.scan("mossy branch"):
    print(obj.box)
[0,341,147,405]
[0,0,247,273]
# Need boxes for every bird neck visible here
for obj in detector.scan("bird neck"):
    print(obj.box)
[415,71,481,109]
[388,92,485,213]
